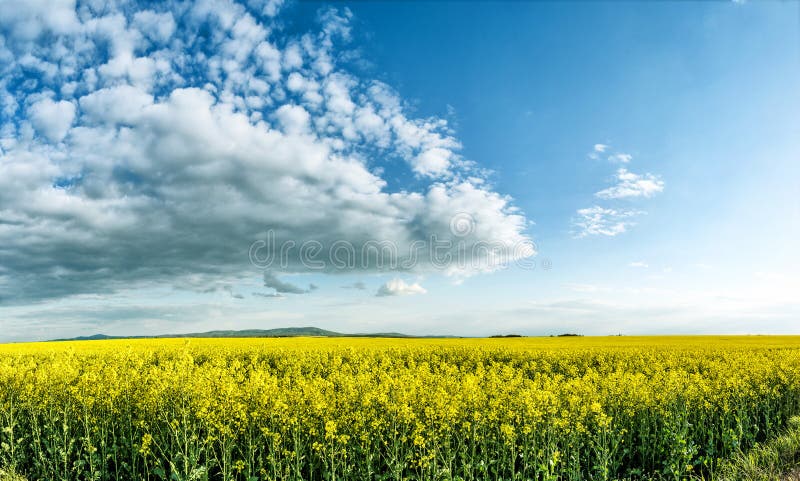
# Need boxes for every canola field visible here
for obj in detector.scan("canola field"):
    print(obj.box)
[1,336,800,481]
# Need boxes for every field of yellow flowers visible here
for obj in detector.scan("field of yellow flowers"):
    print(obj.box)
[1,336,800,481]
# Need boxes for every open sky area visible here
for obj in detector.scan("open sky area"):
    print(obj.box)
[0,0,798,341]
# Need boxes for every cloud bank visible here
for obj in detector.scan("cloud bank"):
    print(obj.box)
[0,0,533,303]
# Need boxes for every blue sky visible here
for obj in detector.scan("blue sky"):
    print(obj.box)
[0,0,798,341]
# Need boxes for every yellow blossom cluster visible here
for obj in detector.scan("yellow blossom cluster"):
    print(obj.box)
[1,336,800,480]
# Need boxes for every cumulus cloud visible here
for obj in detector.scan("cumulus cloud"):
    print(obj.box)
[595,168,664,199]
[79,85,154,123]
[132,10,176,44]
[376,279,427,297]
[274,104,311,134]
[0,0,80,40]
[342,281,367,290]
[413,147,452,177]
[0,0,533,304]
[28,98,75,142]
[572,206,642,238]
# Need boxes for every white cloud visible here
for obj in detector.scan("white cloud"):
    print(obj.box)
[323,74,356,115]
[285,72,309,92]
[413,147,452,177]
[0,0,80,40]
[132,10,176,44]
[629,261,648,268]
[573,206,642,237]
[578,145,662,237]
[79,85,154,124]
[254,41,282,81]
[354,106,388,146]
[283,43,303,70]
[376,279,427,297]
[28,98,75,142]
[588,143,609,159]
[595,168,664,199]
[274,104,311,134]
[608,153,632,163]
[261,0,286,17]
[588,144,631,164]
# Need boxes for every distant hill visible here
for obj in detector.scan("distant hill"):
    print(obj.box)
[50,326,429,342]
[60,334,117,341]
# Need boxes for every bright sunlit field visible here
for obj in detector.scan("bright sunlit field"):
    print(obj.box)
[2,336,800,481]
